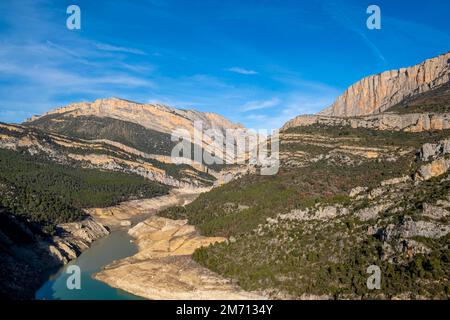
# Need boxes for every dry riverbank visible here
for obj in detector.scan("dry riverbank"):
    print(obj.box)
[48,188,206,267]
[86,188,210,229]
[94,216,265,300]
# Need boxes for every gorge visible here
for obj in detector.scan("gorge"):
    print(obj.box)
[1,51,450,300]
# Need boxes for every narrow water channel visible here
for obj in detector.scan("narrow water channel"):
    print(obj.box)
[35,229,144,300]
[35,191,201,300]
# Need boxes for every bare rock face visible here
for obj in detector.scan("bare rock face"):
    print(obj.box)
[26,98,249,164]
[355,203,393,221]
[415,139,450,180]
[422,203,449,220]
[415,158,450,181]
[320,52,450,117]
[281,113,450,132]
[279,205,348,221]
[419,138,450,161]
[49,218,109,264]
[382,216,450,241]
[27,98,244,136]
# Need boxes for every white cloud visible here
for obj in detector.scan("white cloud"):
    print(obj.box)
[227,67,258,75]
[94,42,147,55]
[244,93,337,130]
[0,1,340,130]
[242,98,281,112]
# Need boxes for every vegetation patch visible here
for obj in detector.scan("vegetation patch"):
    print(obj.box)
[0,148,169,233]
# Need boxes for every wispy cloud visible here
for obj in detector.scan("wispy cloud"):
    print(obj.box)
[242,98,281,112]
[94,42,147,55]
[0,0,340,130]
[0,0,159,120]
[245,93,336,130]
[320,1,386,65]
[227,67,258,75]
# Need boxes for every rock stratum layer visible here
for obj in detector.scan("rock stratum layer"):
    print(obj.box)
[94,216,265,300]
[282,112,450,132]
[320,52,450,117]
[26,98,250,164]
[27,98,244,137]
[0,213,108,299]
[0,123,214,188]
[87,188,210,229]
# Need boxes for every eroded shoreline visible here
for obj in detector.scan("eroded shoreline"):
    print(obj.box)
[39,187,264,300]
[92,189,265,300]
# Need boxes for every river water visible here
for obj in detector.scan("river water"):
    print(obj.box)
[35,191,201,300]
[35,229,144,300]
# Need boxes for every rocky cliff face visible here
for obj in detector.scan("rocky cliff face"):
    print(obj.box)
[282,112,450,132]
[27,98,244,135]
[320,52,450,117]
[49,218,110,264]
[26,98,249,164]
[0,211,108,299]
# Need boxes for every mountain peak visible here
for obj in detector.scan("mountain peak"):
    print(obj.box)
[319,52,450,117]
[26,98,246,145]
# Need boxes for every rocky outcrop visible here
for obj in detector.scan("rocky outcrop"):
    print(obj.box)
[414,139,450,181]
[355,203,393,221]
[422,203,450,220]
[49,218,109,264]
[419,138,450,161]
[213,165,255,186]
[320,52,450,117]
[279,205,349,222]
[381,217,450,241]
[281,112,450,132]
[349,186,368,198]
[94,216,265,300]
[415,158,450,181]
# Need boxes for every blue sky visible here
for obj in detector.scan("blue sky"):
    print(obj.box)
[0,0,449,129]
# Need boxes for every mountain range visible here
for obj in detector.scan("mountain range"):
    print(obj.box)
[1,52,449,299]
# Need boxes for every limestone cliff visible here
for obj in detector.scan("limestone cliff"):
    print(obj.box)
[27,98,243,133]
[26,98,249,164]
[320,52,450,117]
[282,112,450,132]
[48,218,109,264]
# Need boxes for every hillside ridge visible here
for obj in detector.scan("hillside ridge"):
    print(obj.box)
[319,52,450,117]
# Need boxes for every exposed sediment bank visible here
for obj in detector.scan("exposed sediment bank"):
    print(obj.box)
[86,188,210,229]
[94,216,265,300]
